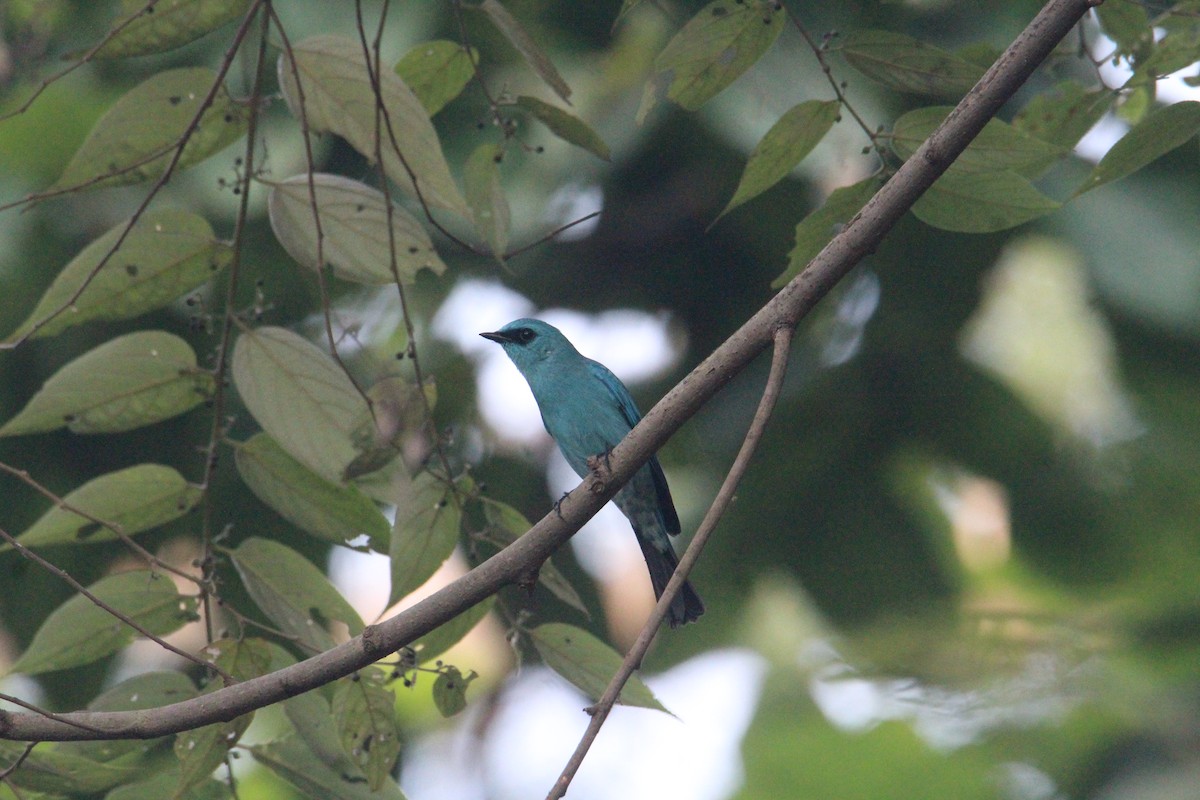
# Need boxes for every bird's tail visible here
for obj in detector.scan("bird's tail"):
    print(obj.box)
[634,530,704,628]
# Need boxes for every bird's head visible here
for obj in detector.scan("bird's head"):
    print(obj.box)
[479,318,579,374]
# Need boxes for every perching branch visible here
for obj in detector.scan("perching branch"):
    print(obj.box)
[547,324,795,800]
[0,0,1097,744]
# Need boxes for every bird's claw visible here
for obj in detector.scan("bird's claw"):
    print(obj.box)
[553,492,570,519]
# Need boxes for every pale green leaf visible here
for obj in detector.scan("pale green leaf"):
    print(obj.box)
[772,176,882,289]
[480,497,587,616]
[234,433,390,551]
[407,597,494,666]
[0,331,212,437]
[267,173,445,285]
[1096,0,1150,55]
[637,0,785,122]
[890,106,1067,177]
[1013,81,1115,149]
[1075,100,1200,195]
[913,169,1060,233]
[529,623,667,712]
[1141,11,1200,77]
[841,30,985,98]
[68,670,197,762]
[717,100,840,221]
[515,95,611,160]
[479,0,572,103]
[229,537,365,653]
[332,668,401,791]
[8,464,201,550]
[463,143,511,259]
[10,571,199,675]
[614,0,645,27]
[431,665,476,718]
[4,209,231,343]
[394,40,477,116]
[94,0,253,59]
[342,375,430,483]
[250,735,409,800]
[50,67,246,192]
[282,691,362,779]
[389,473,461,607]
[0,742,143,795]
[277,35,469,217]
[231,326,369,483]
[105,767,231,800]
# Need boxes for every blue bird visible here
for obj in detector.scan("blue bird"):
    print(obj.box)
[481,318,704,628]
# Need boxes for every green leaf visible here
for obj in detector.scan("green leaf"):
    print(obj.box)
[332,668,401,791]
[431,665,477,718]
[267,173,445,286]
[282,691,362,779]
[231,326,370,484]
[840,30,985,98]
[614,0,645,27]
[70,672,198,762]
[529,623,667,712]
[1141,11,1200,77]
[1096,0,1149,55]
[250,735,409,800]
[637,0,785,122]
[94,0,253,59]
[394,40,477,116]
[890,106,1067,177]
[277,35,469,217]
[407,597,494,666]
[3,209,231,343]
[388,474,461,607]
[478,0,572,103]
[772,176,882,288]
[1013,81,1115,149]
[229,537,365,652]
[515,95,611,161]
[913,169,1060,233]
[50,67,246,192]
[717,100,840,222]
[463,143,511,259]
[234,433,390,552]
[1075,101,1200,195]
[10,570,199,675]
[8,464,201,550]
[479,497,588,616]
[0,742,143,795]
[342,375,430,483]
[0,331,213,437]
[105,767,231,800]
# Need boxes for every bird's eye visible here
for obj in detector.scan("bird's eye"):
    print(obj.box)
[515,328,537,344]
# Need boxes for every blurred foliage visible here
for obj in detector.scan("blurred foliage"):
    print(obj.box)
[1,1,1200,799]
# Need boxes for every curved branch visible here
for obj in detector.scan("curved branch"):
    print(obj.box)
[0,0,1096,744]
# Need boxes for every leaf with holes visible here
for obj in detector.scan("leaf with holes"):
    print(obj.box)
[717,99,840,222]
[1075,101,1200,195]
[913,169,1060,233]
[841,30,985,98]
[773,175,882,288]
[332,667,401,791]
[229,537,365,653]
[4,210,231,343]
[464,143,511,259]
[7,464,201,551]
[234,433,390,551]
[251,735,408,800]
[231,326,369,484]
[10,571,199,675]
[530,623,667,712]
[890,106,1067,177]
[432,665,477,718]
[93,0,253,59]
[278,35,469,217]
[479,0,572,103]
[638,0,785,122]
[389,473,461,607]
[268,173,445,285]
[395,40,478,116]
[50,67,246,192]
[0,331,213,437]
[516,96,611,161]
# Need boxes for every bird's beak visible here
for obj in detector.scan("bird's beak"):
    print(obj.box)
[479,330,510,344]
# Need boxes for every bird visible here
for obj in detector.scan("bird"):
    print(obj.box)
[480,318,704,628]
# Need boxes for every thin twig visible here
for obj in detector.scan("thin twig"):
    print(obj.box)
[0,741,37,779]
[0,695,102,735]
[546,324,794,800]
[0,526,233,684]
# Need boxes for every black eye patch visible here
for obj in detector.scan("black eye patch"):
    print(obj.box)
[514,328,537,344]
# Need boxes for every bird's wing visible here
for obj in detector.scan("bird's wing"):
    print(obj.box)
[588,360,682,535]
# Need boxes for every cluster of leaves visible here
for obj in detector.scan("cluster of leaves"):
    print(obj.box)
[2,0,1200,798]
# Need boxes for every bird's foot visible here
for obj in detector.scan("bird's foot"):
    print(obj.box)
[552,492,570,519]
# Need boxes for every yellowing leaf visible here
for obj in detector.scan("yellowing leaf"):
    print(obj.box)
[515,95,611,161]
[841,30,985,98]
[0,331,212,436]
[268,173,445,285]
[717,100,840,222]
[277,35,469,217]
[50,67,246,192]
[394,40,478,116]
[4,209,231,343]
[638,0,785,122]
